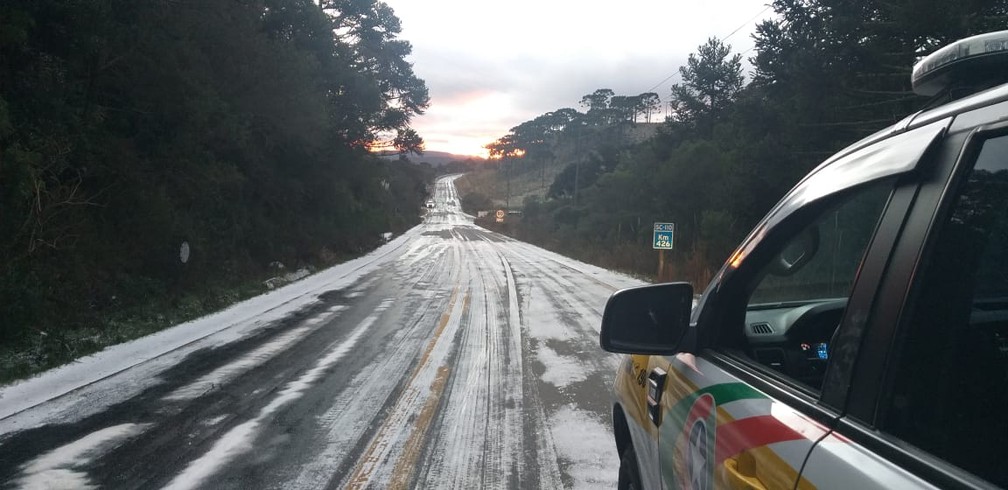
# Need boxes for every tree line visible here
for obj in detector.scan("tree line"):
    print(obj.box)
[0,0,432,377]
[482,0,1007,285]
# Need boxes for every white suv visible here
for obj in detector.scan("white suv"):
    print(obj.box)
[601,31,1008,489]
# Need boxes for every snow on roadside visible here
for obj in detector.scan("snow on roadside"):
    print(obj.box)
[160,302,346,403]
[547,404,619,489]
[523,285,577,341]
[161,325,313,402]
[13,423,150,490]
[536,344,589,388]
[507,241,643,293]
[161,306,382,490]
[0,226,421,431]
[500,228,644,488]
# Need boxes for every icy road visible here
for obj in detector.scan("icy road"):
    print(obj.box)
[0,175,643,489]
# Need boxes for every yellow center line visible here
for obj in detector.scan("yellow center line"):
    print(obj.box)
[346,288,468,489]
[389,365,450,489]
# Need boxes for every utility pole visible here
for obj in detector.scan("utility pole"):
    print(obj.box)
[574,155,580,206]
[506,153,511,209]
[574,127,582,206]
[541,155,546,196]
[658,249,665,281]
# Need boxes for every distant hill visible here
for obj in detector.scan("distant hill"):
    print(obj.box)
[415,151,484,166]
[375,150,484,166]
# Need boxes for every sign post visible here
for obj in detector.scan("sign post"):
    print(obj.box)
[495,209,506,223]
[652,223,675,281]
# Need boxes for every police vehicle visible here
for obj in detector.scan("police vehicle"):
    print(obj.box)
[601,31,1008,489]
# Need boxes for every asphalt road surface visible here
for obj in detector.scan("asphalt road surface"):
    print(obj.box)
[0,175,643,489]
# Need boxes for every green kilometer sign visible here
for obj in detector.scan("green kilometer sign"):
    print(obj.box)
[653,222,675,250]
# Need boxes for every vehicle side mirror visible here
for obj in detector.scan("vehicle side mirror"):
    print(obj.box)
[599,282,693,355]
[769,225,820,276]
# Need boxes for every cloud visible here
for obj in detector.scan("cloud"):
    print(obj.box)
[385,0,775,155]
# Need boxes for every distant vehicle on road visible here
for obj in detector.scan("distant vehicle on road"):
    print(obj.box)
[602,31,1008,489]
[425,200,435,208]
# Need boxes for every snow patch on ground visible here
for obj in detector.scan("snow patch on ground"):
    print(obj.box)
[161,325,314,402]
[304,311,337,325]
[536,344,589,388]
[201,415,229,428]
[523,285,573,341]
[162,311,378,490]
[13,423,149,490]
[0,227,419,429]
[397,237,447,270]
[509,241,643,292]
[548,405,619,489]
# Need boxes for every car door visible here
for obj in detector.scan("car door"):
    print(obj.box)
[614,353,674,490]
[802,112,1008,488]
[650,120,950,489]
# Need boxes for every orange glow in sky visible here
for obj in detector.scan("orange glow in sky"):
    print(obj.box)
[425,135,492,159]
[413,91,523,158]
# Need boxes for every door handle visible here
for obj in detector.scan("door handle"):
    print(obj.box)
[646,367,667,426]
[723,450,768,490]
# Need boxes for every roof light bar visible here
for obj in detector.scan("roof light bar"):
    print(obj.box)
[912,30,1008,96]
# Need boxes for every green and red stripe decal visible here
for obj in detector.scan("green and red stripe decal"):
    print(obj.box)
[664,382,827,465]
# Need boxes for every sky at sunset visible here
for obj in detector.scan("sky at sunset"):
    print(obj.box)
[381,1,777,158]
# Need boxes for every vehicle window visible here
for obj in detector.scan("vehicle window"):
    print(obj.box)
[742,182,893,390]
[882,134,1008,487]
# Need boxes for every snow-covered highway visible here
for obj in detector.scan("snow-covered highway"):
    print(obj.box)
[0,175,643,489]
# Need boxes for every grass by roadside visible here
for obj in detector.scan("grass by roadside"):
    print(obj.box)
[0,281,261,385]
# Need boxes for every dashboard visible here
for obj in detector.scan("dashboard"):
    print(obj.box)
[743,298,847,389]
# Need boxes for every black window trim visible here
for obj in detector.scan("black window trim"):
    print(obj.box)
[839,120,1008,489]
[697,117,1008,490]
[833,126,954,421]
[692,116,981,486]
[696,120,951,402]
[853,121,1008,426]
[819,178,922,409]
[698,177,909,423]
[843,122,974,424]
